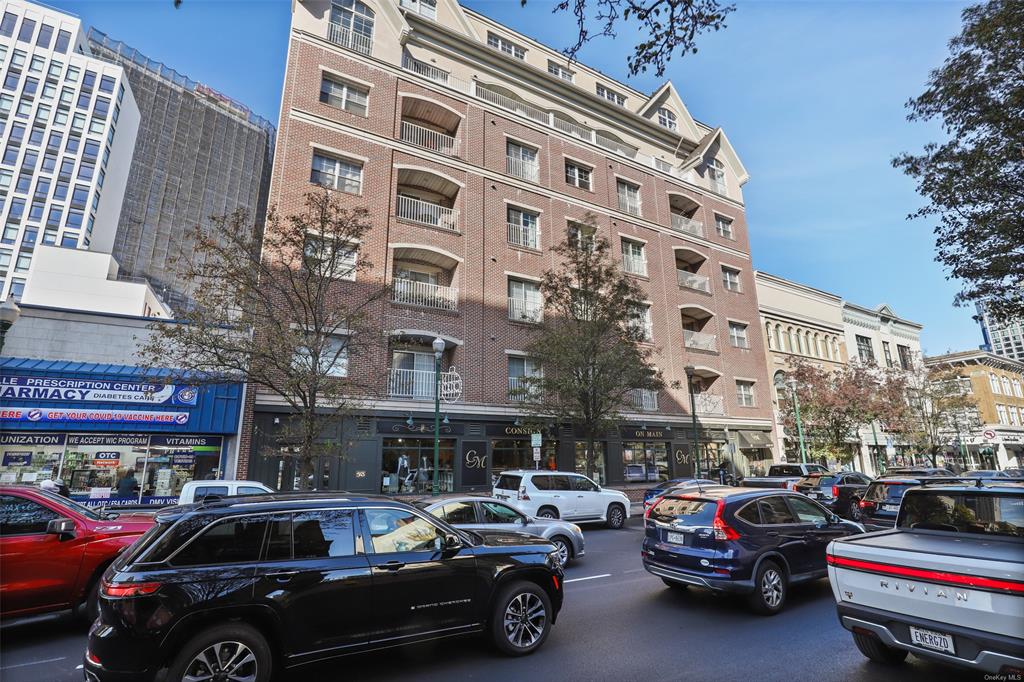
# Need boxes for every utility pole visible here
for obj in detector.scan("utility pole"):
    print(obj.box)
[788,378,808,464]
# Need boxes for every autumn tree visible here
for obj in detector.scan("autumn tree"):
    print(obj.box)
[893,0,1024,321]
[139,189,388,489]
[514,217,670,481]
[902,365,981,467]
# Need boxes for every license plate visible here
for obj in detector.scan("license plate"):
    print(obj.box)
[808,491,821,498]
[495,494,508,500]
[883,504,900,512]
[910,626,955,654]
[665,532,688,545]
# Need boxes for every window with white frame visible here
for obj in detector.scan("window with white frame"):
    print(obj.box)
[1013,379,1023,398]
[569,221,595,252]
[508,278,542,323]
[487,32,525,59]
[547,60,574,82]
[616,179,641,216]
[721,266,741,292]
[708,157,726,194]
[319,75,368,116]
[508,355,542,399]
[715,214,733,239]
[729,322,749,349]
[628,303,653,342]
[565,160,591,190]
[596,84,625,106]
[621,239,646,276]
[991,373,1002,394]
[736,380,755,407]
[507,206,540,250]
[855,335,875,364]
[657,107,677,131]
[304,234,357,280]
[399,0,436,20]
[311,152,362,194]
[507,140,538,181]
[997,404,1008,425]
[330,0,375,53]
[1001,376,1012,395]
[1010,406,1021,426]
[294,334,349,378]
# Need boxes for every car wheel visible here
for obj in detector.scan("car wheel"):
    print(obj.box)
[165,623,273,682]
[537,506,559,520]
[549,535,572,567]
[605,503,625,529]
[661,578,688,591]
[852,631,908,665]
[748,560,787,615]
[848,500,862,521]
[490,580,553,656]
[84,579,100,623]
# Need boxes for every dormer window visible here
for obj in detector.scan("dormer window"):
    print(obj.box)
[487,32,526,60]
[547,60,574,83]
[596,84,625,106]
[657,107,677,131]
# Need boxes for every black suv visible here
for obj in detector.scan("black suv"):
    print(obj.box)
[793,471,872,519]
[856,477,923,531]
[84,493,564,682]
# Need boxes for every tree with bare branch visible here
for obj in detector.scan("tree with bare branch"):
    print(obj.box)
[138,189,389,489]
[901,364,981,467]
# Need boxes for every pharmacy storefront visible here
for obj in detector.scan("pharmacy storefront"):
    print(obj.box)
[1,358,242,506]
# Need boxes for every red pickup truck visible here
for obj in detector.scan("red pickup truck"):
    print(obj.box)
[0,485,155,621]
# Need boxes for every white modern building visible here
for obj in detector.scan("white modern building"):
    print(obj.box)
[977,302,1024,362]
[0,0,139,301]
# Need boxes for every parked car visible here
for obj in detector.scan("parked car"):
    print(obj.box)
[643,478,718,507]
[965,469,1014,479]
[643,482,725,512]
[642,487,864,614]
[827,480,1024,674]
[885,466,954,477]
[84,492,564,682]
[176,479,273,504]
[740,463,831,490]
[793,471,872,519]
[416,494,585,567]
[1004,468,1024,478]
[856,477,924,531]
[493,470,631,529]
[0,485,155,621]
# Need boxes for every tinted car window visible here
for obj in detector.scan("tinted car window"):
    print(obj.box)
[550,476,572,491]
[786,496,828,524]
[531,475,552,491]
[293,510,356,558]
[238,486,268,496]
[171,516,268,566]
[757,497,797,524]
[648,497,717,525]
[480,501,522,524]
[0,495,58,535]
[571,476,598,492]
[495,474,522,491]
[735,502,761,525]
[899,491,1024,537]
[865,482,913,503]
[770,465,803,477]
[437,502,476,525]
[193,486,229,500]
[264,514,292,561]
[364,509,441,553]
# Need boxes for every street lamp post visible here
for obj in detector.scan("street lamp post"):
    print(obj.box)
[788,378,808,464]
[684,366,700,478]
[0,298,21,355]
[431,336,445,496]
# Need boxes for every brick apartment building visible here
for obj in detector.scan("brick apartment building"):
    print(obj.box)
[239,0,775,493]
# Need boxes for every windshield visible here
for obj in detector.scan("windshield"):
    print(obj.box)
[797,475,835,488]
[899,491,1024,537]
[648,497,717,525]
[865,482,912,503]
[494,474,522,491]
[37,489,103,520]
[769,465,803,477]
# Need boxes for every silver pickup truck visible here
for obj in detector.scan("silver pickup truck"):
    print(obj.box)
[826,480,1024,675]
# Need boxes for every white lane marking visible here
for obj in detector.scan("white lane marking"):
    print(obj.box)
[76,665,84,670]
[564,573,611,584]
[0,656,67,670]
[622,568,645,574]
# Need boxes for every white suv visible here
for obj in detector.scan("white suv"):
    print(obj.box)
[493,470,631,529]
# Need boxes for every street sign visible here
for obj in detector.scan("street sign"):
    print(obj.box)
[982,429,997,440]
[531,433,542,447]
[532,447,541,462]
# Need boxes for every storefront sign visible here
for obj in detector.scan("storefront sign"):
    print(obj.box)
[620,426,670,440]
[2,407,190,425]
[0,433,66,447]
[377,420,464,435]
[460,441,489,487]
[2,452,32,466]
[486,424,555,438]
[72,495,181,508]
[68,434,150,447]
[150,435,222,449]
[92,452,121,467]
[0,375,199,406]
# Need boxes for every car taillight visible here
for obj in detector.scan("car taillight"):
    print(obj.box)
[644,496,662,520]
[518,486,529,501]
[100,579,162,599]
[831,485,839,498]
[859,499,874,509]
[85,649,101,666]
[713,498,741,541]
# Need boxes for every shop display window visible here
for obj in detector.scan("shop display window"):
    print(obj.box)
[380,438,455,494]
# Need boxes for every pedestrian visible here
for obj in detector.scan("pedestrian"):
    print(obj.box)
[39,478,59,493]
[54,479,70,497]
[717,461,729,485]
[116,469,140,498]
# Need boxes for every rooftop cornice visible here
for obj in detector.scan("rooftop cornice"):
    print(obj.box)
[925,350,1024,374]
[754,271,844,305]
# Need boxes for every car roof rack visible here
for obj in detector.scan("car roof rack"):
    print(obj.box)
[917,476,1021,489]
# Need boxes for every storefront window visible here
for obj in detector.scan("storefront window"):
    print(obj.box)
[381,438,455,494]
[62,434,150,500]
[622,441,669,482]
[0,433,66,486]
[492,439,559,478]
[574,441,606,485]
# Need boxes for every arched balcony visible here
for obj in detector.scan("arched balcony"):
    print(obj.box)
[395,167,461,232]
[389,244,462,312]
[667,193,704,237]
[679,304,717,352]
[687,366,725,415]
[387,331,462,400]
[673,246,710,293]
[400,96,462,157]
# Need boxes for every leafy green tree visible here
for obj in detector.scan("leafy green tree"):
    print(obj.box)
[893,0,1024,321]
[514,216,670,481]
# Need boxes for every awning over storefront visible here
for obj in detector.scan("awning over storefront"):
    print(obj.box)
[737,430,773,448]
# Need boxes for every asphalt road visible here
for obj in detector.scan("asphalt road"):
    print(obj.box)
[0,517,989,682]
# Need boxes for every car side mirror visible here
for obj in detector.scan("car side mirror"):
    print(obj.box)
[46,517,75,538]
[442,533,463,552]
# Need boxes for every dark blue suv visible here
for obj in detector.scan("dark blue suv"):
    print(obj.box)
[642,487,864,614]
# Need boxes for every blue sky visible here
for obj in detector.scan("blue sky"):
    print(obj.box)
[50,0,978,354]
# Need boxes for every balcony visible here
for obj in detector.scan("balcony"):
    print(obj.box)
[627,388,659,411]
[392,278,459,311]
[401,54,471,91]
[694,393,725,415]
[328,23,372,56]
[677,270,711,293]
[396,195,458,232]
[509,297,543,323]
[388,368,435,399]
[684,329,718,352]
[596,131,639,159]
[476,84,549,124]
[670,213,704,237]
[622,254,647,277]
[507,221,540,250]
[506,156,540,183]
[552,112,593,141]
[401,120,460,157]
[508,376,539,402]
